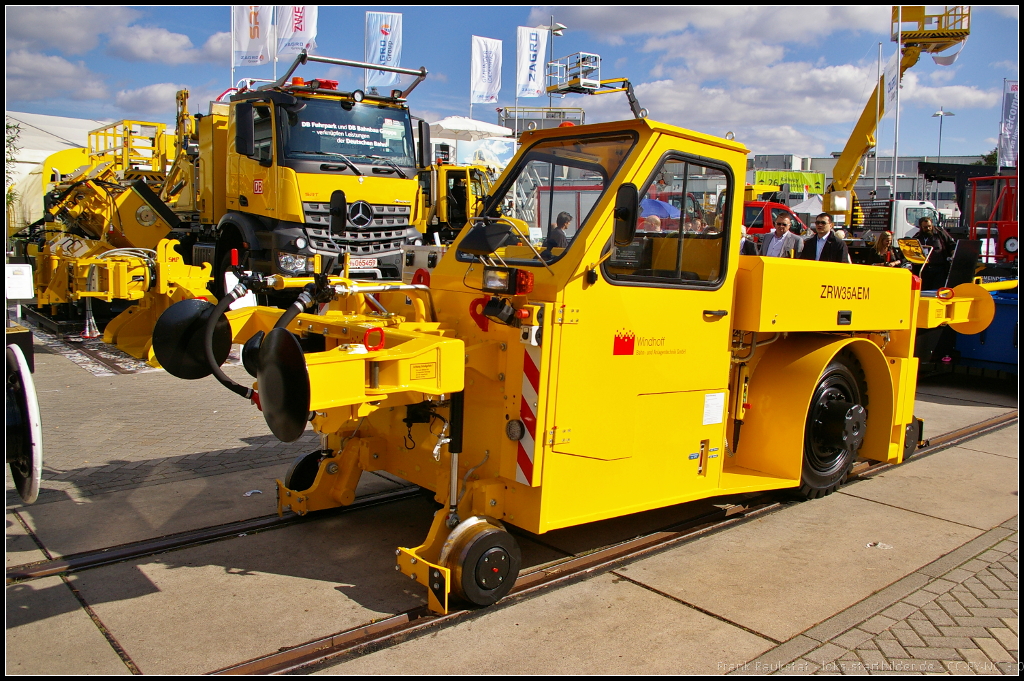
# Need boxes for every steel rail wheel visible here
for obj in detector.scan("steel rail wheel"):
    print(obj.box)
[798,350,868,499]
[440,516,521,607]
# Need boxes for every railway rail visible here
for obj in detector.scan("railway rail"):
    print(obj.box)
[8,411,1014,675]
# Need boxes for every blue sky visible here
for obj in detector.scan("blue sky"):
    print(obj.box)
[6,5,1018,158]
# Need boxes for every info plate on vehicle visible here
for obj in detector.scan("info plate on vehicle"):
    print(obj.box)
[349,258,379,268]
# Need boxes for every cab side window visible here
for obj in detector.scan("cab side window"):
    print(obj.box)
[606,157,730,286]
[253,105,273,163]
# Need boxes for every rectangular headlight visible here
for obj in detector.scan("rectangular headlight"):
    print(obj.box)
[482,266,513,294]
[278,252,309,274]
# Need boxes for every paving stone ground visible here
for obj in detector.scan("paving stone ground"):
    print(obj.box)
[733,518,1019,675]
[6,339,317,507]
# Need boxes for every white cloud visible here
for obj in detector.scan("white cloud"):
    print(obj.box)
[899,73,1000,109]
[107,27,230,65]
[6,50,107,101]
[5,6,140,55]
[115,83,186,116]
[990,60,1019,72]
[527,6,888,42]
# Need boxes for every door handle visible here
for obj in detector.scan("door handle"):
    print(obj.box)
[703,310,728,317]
[239,195,249,207]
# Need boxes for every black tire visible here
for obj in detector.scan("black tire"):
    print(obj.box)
[448,523,521,607]
[797,350,868,499]
[284,450,324,492]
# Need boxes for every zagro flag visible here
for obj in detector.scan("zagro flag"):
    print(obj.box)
[276,6,318,57]
[365,11,402,90]
[471,36,502,104]
[516,26,547,98]
[997,80,1018,168]
[232,5,271,67]
[883,49,899,116]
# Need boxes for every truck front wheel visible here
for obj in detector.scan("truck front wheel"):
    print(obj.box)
[797,350,868,499]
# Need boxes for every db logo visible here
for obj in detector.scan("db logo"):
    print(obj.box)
[253,179,264,194]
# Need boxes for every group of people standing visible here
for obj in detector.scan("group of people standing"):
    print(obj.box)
[743,212,955,287]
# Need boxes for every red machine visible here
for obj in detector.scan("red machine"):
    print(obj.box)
[969,176,1018,263]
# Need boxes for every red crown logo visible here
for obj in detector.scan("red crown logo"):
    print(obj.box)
[613,330,636,356]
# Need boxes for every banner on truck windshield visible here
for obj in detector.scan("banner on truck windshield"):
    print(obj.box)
[471,36,502,104]
[365,11,403,91]
[232,5,272,67]
[516,27,547,98]
[997,80,1018,168]
[276,6,317,57]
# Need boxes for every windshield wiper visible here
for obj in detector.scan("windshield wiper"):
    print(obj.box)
[299,151,362,175]
[362,155,409,179]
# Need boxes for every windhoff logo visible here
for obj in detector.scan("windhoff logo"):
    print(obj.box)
[348,201,374,228]
[613,329,685,357]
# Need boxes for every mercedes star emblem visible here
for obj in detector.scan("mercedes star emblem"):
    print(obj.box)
[348,201,374,228]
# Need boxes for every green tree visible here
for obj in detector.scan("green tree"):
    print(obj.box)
[972,147,998,166]
[6,118,22,207]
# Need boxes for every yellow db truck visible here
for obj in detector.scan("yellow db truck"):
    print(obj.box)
[155,115,999,614]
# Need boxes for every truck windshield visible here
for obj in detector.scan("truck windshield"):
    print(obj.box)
[281,98,415,168]
[457,133,637,266]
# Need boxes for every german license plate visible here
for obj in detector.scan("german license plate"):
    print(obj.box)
[349,258,378,268]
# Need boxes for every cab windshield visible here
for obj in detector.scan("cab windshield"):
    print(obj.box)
[457,133,637,266]
[280,98,416,169]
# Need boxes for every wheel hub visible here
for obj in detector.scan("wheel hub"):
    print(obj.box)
[475,546,511,590]
[814,398,866,452]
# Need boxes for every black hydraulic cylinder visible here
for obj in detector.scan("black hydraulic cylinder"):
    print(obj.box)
[448,391,465,455]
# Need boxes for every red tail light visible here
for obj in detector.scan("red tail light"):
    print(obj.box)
[516,269,534,295]
[911,275,922,291]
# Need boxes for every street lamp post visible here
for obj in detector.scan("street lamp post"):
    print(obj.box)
[932,107,955,163]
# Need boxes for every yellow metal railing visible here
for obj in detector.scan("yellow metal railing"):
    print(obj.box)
[88,120,169,173]
[892,6,971,50]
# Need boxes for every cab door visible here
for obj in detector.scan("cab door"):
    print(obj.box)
[549,152,738,513]
[235,102,277,217]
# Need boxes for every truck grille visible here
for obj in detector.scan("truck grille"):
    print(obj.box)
[302,202,416,256]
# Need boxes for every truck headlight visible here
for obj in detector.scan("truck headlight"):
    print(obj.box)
[278,252,309,273]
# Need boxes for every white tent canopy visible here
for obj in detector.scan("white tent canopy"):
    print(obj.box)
[791,194,823,215]
[429,116,512,142]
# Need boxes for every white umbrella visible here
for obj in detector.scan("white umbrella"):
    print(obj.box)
[429,116,512,141]
[791,195,823,214]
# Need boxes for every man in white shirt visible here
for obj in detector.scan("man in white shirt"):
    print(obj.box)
[761,215,801,258]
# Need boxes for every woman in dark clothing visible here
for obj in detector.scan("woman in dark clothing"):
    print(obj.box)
[863,231,904,267]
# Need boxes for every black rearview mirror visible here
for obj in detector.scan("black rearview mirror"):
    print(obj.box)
[613,183,639,247]
[329,190,347,235]
[418,119,432,170]
[234,102,255,157]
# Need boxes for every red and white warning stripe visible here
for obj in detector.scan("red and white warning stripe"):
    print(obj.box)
[516,345,541,485]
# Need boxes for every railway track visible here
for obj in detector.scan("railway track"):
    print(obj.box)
[6,410,1016,674]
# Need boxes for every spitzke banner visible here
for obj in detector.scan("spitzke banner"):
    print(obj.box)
[997,80,1018,168]
[471,36,502,104]
[276,5,318,57]
[516,27,547,98]
[365,12,402,90]
[232,5,271,67]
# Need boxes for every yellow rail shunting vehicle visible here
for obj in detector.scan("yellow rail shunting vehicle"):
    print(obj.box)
[155,115,997,615]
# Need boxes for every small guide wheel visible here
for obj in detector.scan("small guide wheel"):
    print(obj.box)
[284,450,325,492]
[6,344,43,504]
[440,516,521,607]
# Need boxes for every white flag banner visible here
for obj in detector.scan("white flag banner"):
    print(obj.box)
[232,5,272,67]
[471,36,502,104]
[365,11,402,90]
[997,80,1018,168]
[276,6,317,57]
[883,49,900,116]
[516,27,547,98]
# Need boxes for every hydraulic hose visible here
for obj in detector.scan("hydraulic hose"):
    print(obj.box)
[205,282,253,399]
[273,285,317,330]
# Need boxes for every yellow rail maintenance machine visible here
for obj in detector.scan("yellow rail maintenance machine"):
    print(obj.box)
[154,113,999,614]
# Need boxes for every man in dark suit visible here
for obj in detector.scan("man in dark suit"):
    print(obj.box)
[799,213,850,263]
